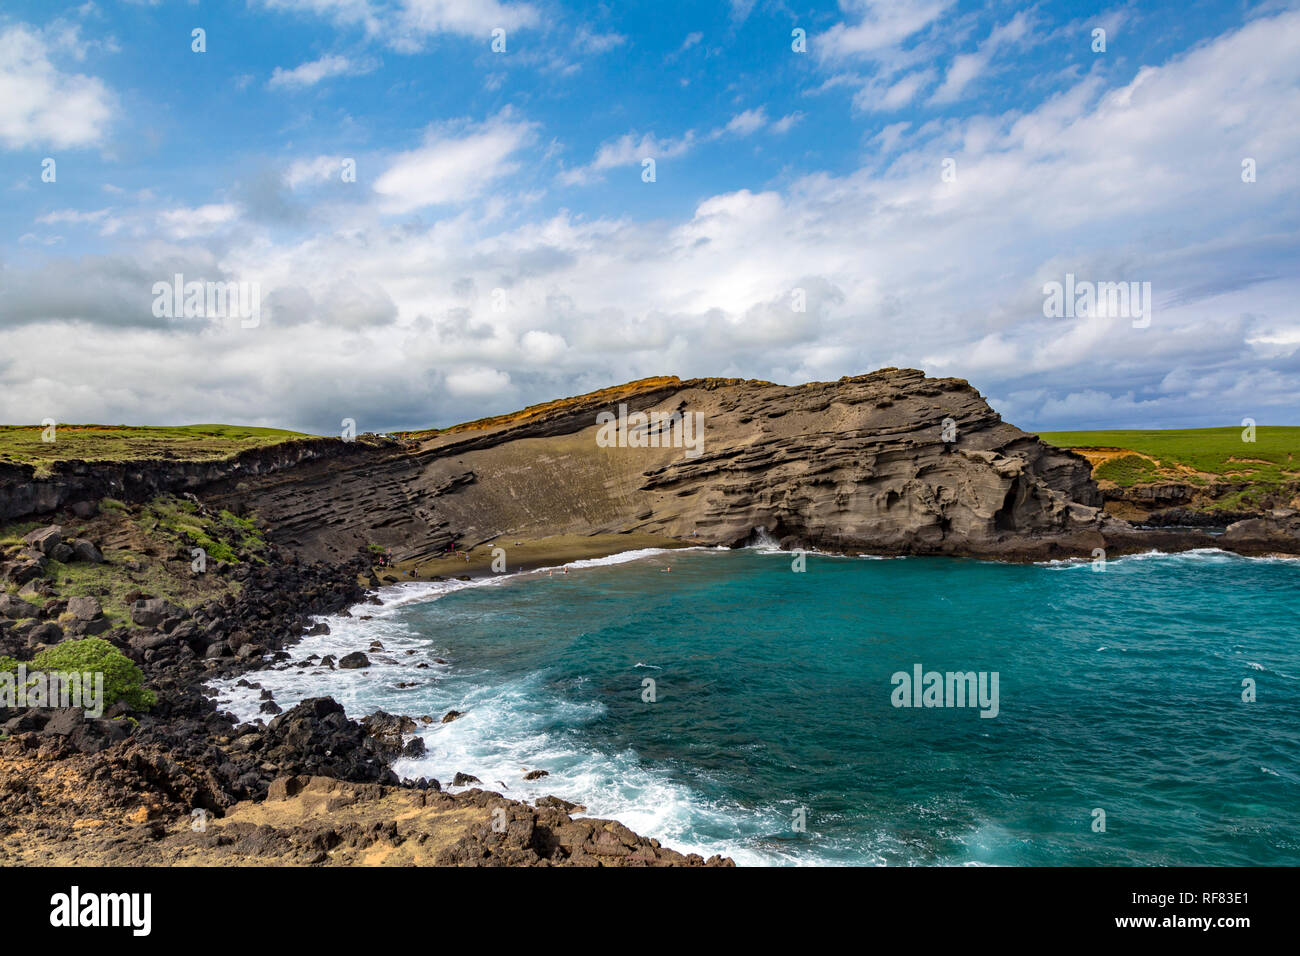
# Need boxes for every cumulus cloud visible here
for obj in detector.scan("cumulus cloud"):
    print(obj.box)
[3,9,1299,434]
[0,24,114,149]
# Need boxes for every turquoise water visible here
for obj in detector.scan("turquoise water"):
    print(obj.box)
[214,547,1300,865]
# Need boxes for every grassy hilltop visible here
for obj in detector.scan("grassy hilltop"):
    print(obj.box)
[0,425,310,475]
[1039,427,1300,514]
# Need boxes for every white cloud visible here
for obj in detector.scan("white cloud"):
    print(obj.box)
[0,24,114,149]
[854,69,935,111]
[157,204,240,239]
[286,155,351,189]
[4,9,1300,434]
[723,108,768,137]
[818,0,954,63]
[399,0,539,39]
[559,130,697,185]
[573,27,626,54]
[268,54,373,89]
[257,0,538,49]
[929,12,1031,104]
[36,208,111,225]
[373,114,535,213]
[445,366,512,396]
[770,112,804,134]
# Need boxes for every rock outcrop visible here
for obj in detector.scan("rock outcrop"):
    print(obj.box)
[198,368,1195,562]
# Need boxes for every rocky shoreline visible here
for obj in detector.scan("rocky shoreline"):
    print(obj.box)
[3,369,1298,868]
[0,523,731,866]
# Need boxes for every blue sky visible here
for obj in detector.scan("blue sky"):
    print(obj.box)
[1,0,1297,434]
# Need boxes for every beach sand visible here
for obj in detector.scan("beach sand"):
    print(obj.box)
[378,532,698,583]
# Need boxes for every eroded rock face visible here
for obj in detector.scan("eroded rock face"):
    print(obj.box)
[1221,511,1300,554]
[207,369,1120,562]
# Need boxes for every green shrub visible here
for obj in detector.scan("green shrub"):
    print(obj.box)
[1094,454,1162,487]
[30,638,156,711]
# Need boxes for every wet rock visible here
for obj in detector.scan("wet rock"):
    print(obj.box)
[452,772,481,787]
[536,795,585,813]
[338,651,370,669]
[440,710,463,724]
[523,769,549,780]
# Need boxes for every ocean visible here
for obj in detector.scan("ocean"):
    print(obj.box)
[211,546,1300,866]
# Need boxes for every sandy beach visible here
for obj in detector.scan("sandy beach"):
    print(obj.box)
[382,532,697,583]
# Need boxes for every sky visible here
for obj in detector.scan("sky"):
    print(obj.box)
[1,0,1297,435]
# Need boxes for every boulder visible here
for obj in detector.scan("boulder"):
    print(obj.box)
[21,525,63,556]
[69,617,111,636]
[0,594,38,620]
[43,707,84,736]
[66,595,103,621]
[338,651,370,669]
[26,622,64,646]
[3,560,45,586]
[452,772,482,787]
[17,579,47,599]
[68,539,105,564]
[130,598,185,628]
[440,710,463,724]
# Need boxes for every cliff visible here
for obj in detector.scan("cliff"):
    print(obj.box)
[5,369,1297,562]
[200,368,1201,562]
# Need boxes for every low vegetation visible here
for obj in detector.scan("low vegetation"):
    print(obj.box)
[2,494,268,626]
[1040,427,1300,490]
[0,424,309,476]
[0,638,155,710]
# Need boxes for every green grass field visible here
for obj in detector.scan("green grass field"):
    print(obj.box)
[1039,427,1300,490]
[0,424,310,475]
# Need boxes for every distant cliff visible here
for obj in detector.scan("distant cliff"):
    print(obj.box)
[7,369,1295,562]
[197,368,1179,562]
